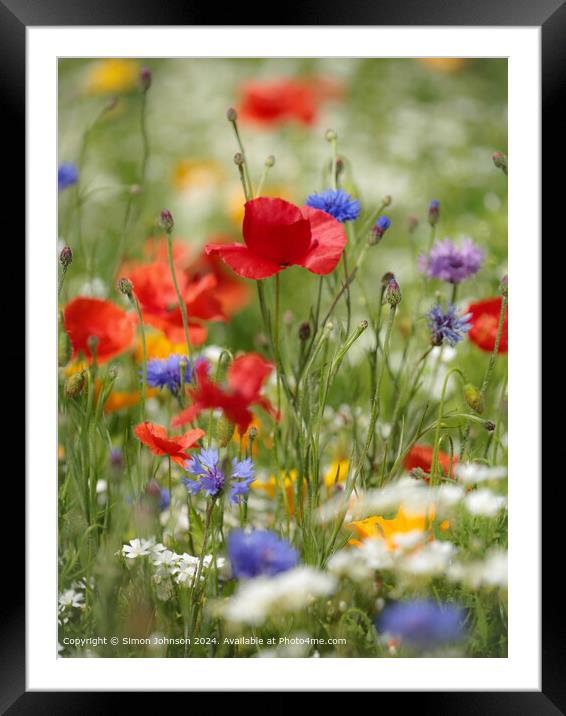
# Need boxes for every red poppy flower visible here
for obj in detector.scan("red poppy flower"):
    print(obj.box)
[134,421,205,467]
[172,353,277,434]
[64,297,136,364]
[205,197,347,280]
[467,297,508,353]
[187,235,252,315]
[122,260,227,345]
[404,445,457,479]
[239,77,342,126]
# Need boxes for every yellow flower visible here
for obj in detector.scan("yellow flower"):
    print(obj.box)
[136,333,187,363]
[324,459,349,489]
[64,360,88,377]
[347,504,438,550]
[85,59,139,95]
[252,469,303,516]
[173,159,224,192]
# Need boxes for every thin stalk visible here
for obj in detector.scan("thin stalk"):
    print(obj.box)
[165,231,193,376]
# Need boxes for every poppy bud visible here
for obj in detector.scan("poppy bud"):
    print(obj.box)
[59,245,73,270]
[499,274,508,298]
[248,426,258,441]
[298,321,311,341]
[58,310,72,367]
[117,277,133,299]
[160,209,174,233]
[384,277,402,307]
[64,369,87,399]
[492,151,508,175]
[382,195,392,207]
[464,383,484,414]
[408,215,419,233]
[233,152,245,166]
[325,129,337,142]
[140,66,152,92]
[216,414,235,447]
[428,199,440,226]
[87,335,99,356]
[264,155,275,168]
[484,420,496,432]
[226,107,238,122]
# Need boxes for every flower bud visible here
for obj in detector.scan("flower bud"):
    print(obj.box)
[381,271,395,287]
[407,215,419,234]
[464,383,484,414]
[382,195,392,207]
[226,107,238,122]
[117,277,133,299]
[216,414,235,448]
[499,274,508,298]
[492,151,508,175]
[160,209,174,233]
[140,66,152,92]
[428,199,440,226]
[384,277,402,307]
[59,245,73,270]
[325,128,337,142]
[233,152,245,166]
[264,155,275,168]
[298,321,311,341]
[64,369,87,399]
[484,420,496,432]
[371,215,392,241]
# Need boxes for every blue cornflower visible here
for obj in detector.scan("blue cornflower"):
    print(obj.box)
[372,215,392,239]
[145,354,193,394]
[377,600,465,649]
[427,303,472,347]
[306,189,360,223]
[227,529,299,579]
[58,163,79,191]
[183,449,255,504]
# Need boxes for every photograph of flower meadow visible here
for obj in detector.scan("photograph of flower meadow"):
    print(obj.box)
[57,57,508,659]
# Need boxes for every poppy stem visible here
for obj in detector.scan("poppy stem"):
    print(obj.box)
[430,368,465,486]
[479,294,508,402]
[168,456,173,520]
[129,292,147,420]
[165,232,194,380]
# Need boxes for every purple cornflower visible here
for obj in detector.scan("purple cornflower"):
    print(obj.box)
[419,237,484,284]
[306,189,361,223]
[377,600,465,649]
[145,354,194,394]
[58,163,78,191]
[183,449,255,504]
[372,215,392,239]
[427,303,472,347]
[227,529,299,579]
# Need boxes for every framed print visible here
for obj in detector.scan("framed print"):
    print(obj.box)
[4,0,557,707]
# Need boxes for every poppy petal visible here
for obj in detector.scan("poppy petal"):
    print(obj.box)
[205,243,282,280]
[227,353,274,401]
[242,197,312,266]
[64,297,135,363]
[297,206,347,275]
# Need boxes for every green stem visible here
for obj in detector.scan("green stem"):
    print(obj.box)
[430,368,465,485]
[130,293,147,421]
[166,231,193,377]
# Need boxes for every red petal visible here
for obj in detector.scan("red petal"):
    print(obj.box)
[467,297,508,353]
[205,243,282,280]
[64,297,135,363]
[243,198,311,266]
[227,353,274,401]
[404,445,457,479]
[177,428,205,450]
[171,404,202,428]
[297,206,347,275]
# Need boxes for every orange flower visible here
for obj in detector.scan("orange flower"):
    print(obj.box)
[122,260,226,345]
[64,297,136,364]
[347,505,438,550]
[134,422,204,467]
[252,469,304,517]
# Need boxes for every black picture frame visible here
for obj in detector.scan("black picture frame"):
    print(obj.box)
[6,0,556,708]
